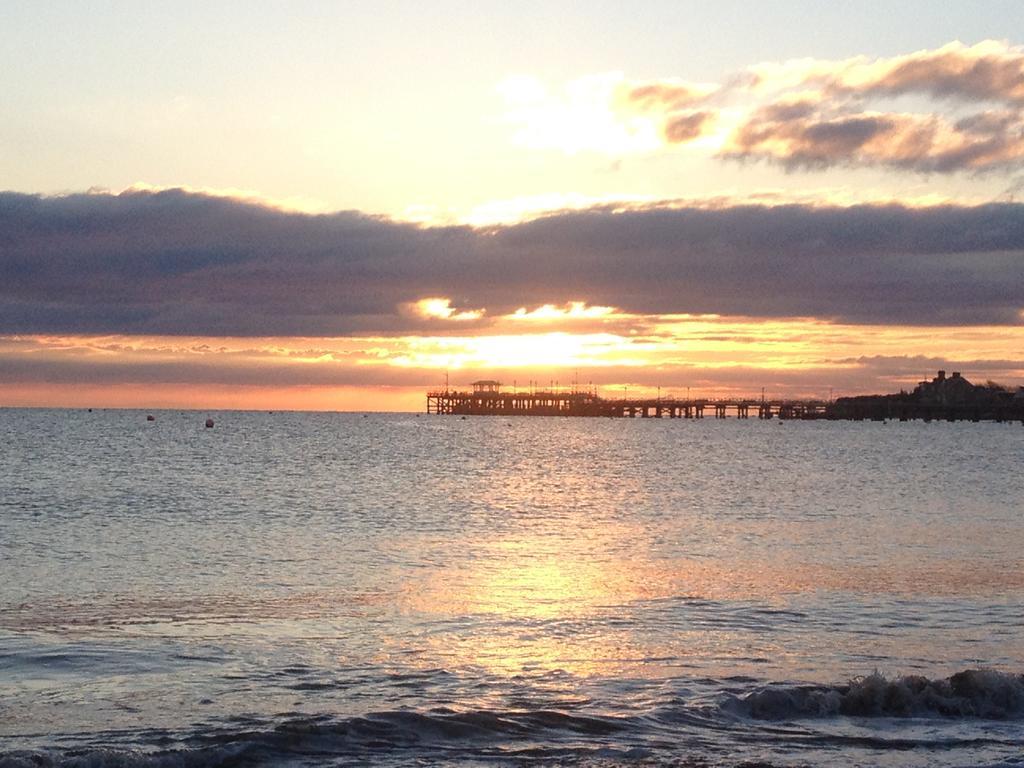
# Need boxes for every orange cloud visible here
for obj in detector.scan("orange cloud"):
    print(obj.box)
[404,297,485,321]
[663,110,717,143]
[508,302,617,322]
[720,41,1024,173]
[723,109,1024,172]
[524,40,1024,173]
[812,40,1024,104]
[733,42,1024,173]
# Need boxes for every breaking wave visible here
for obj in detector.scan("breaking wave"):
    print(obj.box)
[4,671,1024,767]
[724,669,1024,720]
[0,709,635,768]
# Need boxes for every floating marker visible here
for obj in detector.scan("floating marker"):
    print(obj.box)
[205,418,214,428]
[146,415,155,422]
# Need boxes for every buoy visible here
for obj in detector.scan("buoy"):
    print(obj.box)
[205,418,214,428]
[146,414,155,422]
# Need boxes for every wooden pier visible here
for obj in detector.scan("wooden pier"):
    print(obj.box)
[426,376,1024,423]
[427,382,828,420]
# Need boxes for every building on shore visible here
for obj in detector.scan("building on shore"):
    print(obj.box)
[830,370,1022,421]
[915,370,978,406]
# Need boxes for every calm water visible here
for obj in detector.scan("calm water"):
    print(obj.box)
[1,409,1023,767]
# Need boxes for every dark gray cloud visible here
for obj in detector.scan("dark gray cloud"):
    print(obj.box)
[829,354,1024,378]
[0,352,433,388]
[1,188,1023,334]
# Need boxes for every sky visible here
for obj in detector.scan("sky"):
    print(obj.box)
[2,1,1024,410]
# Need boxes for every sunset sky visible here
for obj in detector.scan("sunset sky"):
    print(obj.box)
[3,1,1024,411]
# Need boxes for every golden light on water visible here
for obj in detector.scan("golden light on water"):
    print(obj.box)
[400,531,671,677]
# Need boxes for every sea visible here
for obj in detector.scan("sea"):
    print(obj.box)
[1,409,1023,767]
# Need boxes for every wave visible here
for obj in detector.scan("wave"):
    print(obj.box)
[4,670,1023,767]
[724,669,1024,720]
[0,709,632,768]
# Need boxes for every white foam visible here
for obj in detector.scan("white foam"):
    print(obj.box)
[726,669,1024,720]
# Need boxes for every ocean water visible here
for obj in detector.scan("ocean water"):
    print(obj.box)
[1,409,1023,767]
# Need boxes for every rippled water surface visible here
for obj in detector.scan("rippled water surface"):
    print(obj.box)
[1,409,1023,767]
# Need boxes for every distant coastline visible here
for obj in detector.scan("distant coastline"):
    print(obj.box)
[428,371,1024,422]
[828,369,1024,422]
